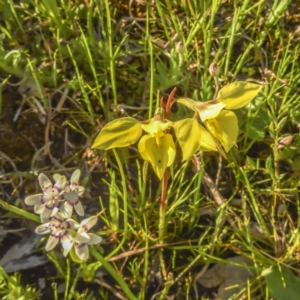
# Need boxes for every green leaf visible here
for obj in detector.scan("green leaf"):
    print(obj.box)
[265,0,292,28]
[244,109,269,141]
[92,117,142,150]
[247,121,265,141]
[82,262,102,282]
[217,81,262,109]
[0,199,40,223]
[173,118,206,161]
[264,266,300,300]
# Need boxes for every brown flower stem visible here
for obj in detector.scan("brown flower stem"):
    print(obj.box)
[159,172,168,243]
[157,88,176,281]
[158,171,168,280]
[160,171,168,210]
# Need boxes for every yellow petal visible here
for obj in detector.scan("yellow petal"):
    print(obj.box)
[194,101,226,122]
[199,128,218,152]
[176,98,226,122]
[173,118,208,161]
[205,110,238,152]
[92,117,142,150]
[141,120,172,136]
[176,97,198,111]
[217,81,262,109]
[138,134,175,179]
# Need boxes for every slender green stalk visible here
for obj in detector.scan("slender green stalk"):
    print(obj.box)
[66,45,94,122]
[90,248,137,300]
[67,268,81,300]
[224,8,240,76]
[53,283,59,300]
[64,258,71,300]
[213,76,220,98]
[7,0,24,33]
[141,215,149,300]
[104,0,117,106]
[147,6,155,118]
[105,149,128,259]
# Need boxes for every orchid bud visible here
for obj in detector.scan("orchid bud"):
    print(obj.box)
[209,62,221,77]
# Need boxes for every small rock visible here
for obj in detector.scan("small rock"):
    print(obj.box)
[197,256,254,300]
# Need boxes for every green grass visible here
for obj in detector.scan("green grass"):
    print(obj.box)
[1,0,300,299]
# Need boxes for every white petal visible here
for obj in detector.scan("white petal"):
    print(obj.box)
[77,186,85,197]
[25,194,42,206]
[64,201,73,218]
[35,223,50,235]
[45,235,59,251]
[61,235,74,250]
[34,204,44,214]
[55,175,67,191]
[38,173,53,190]
[64,219,80,230]
[75,244,89,261]
[57,203,68,219]
[63,247,72,257]
[81,216,98,231]
[53,174,62,182]
[64,183,71,192]
[70,169,81,185]
[75,232,90,243]
[52,211,65,222]
[50,207,60,217]
[40,205,53,223]
[198,102,226,122]
[64,191,79,202]
[74,201,84,216]
[87,233,102,245]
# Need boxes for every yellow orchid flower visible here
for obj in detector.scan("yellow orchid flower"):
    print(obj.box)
[173,118,217,161]
[138,108,175,179]
[92,107,175,180]
[177,81,262,152]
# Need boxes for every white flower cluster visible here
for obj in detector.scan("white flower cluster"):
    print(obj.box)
[25,169,102,261]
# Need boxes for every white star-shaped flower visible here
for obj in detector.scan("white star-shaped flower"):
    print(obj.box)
[35,212,78,251]
[25,173,74,222]
[62,216,102,261]
[54,169,85,218]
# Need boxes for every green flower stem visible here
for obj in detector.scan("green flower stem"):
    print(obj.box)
[213,76,220,99]
[64,258,71,300]
[105,149,128,259]
[90,248,138,300]
[104,0,117,106]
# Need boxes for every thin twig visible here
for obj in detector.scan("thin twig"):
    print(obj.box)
[94,279,129,300]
